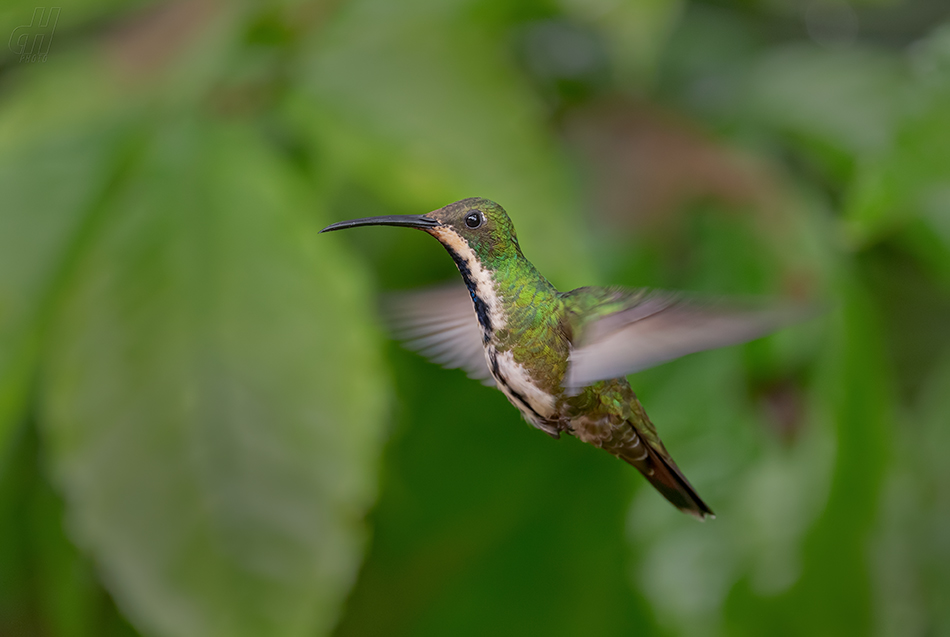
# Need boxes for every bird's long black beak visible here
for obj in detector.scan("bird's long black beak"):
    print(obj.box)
[320,214,441,233]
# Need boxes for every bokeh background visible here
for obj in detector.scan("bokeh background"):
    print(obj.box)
[1,0,949,635]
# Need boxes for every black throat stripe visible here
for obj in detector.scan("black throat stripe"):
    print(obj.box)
[442,240,547,425]
[443,245,493,339]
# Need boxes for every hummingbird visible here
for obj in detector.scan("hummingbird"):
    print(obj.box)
[321,197,806,519]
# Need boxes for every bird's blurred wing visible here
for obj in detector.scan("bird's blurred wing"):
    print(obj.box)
[566,290,811,391]
[383,284,495,386]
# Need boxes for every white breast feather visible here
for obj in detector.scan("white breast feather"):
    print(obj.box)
[493,349,556,419]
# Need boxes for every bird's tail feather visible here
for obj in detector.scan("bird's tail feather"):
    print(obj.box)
[618,424,715,520]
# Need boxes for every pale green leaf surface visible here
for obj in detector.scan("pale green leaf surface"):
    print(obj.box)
[0,122,125,461]
[40,119,390,637]
[0,38,146,461]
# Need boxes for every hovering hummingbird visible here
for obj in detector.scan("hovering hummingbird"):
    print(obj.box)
[321,197,806,519]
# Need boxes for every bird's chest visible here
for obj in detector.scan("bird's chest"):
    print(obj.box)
[485,344,559,430]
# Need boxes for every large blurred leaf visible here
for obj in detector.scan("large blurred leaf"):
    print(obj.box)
[0,129,119,458]
[40,118,390,637]
[0,53,133,461]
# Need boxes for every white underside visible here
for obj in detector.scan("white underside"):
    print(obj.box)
[488,348,557,422]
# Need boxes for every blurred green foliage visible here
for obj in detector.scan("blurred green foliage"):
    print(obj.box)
[1,0,949,636]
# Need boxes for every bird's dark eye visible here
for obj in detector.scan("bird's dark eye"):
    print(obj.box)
[464,211,483,229]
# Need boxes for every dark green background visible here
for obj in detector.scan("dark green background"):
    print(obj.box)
[1,0,949,635]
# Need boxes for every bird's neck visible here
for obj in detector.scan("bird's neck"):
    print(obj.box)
[432,228,567,411]
[480,258,559,344]
[430,228,557,344]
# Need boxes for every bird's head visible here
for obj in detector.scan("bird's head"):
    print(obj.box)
[320,197,523,270]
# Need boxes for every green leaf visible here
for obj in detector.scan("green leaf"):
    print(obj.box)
[40,118,390,637]
[0,114,128,463]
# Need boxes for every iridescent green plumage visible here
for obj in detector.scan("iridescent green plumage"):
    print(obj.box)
[322,197,808,519]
